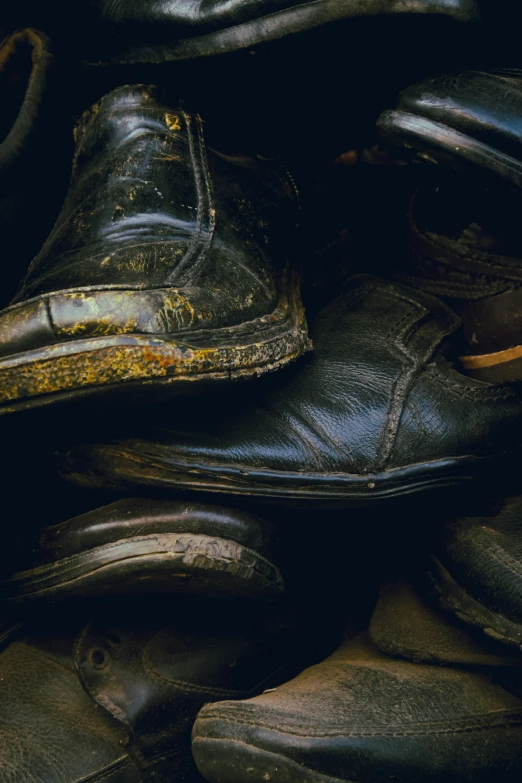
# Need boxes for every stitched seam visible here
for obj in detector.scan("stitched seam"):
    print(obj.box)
[141,650,286,699]
[198,711,522,738]
[376,309,422,470]
[424,365,516,400]
[193,113,215,262]
[164,112,208,285]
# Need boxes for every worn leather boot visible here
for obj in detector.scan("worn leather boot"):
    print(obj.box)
[4,0,479,64]
[192,585,522,783]
[0,498,283,603]
[0,598,305,782]
[394,178,522,382]
[60,274,522,505]
[0,84,308,414]
[0,28,71,304]
[377,68,522,190]
[420,495,522,650]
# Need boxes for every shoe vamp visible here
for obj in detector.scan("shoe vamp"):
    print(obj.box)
[200,652,522,737]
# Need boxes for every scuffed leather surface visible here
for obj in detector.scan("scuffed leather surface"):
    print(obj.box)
[193,632,522,783]
[31,497,279,566]
[396,69,522,161]
[370,580,522,666]
[0,626,140,782]
[10,84,297,326]
[61,275,522,494]
[434,496,522,626]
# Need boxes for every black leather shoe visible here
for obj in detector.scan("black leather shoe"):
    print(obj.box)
[0,600,302,782]
[192,628,522,783]
[4,0,479,64]
[377,69,522,190]
[0,85,308,414]
[423,495,522,650]
[0,498,283,603]
[0,28,71,304]
[60,275,522,505]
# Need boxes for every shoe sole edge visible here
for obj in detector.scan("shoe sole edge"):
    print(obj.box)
[192,736,350,783]
[0,533,284,602]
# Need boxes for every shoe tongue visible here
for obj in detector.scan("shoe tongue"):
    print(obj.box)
[370,581,522,668]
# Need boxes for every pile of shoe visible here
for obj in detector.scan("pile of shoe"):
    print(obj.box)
[3,3,522,781]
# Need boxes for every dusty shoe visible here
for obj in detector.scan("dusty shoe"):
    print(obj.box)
[0,598,302,782]
[192,626,522,783]
[0,28,71,303]
[0,84,308,414]
[370,579,522,667]
[423,495,522,650]
[377,69,522,190]
[4,0,479,65]
[61,274,522,505]
[0,498,284,603]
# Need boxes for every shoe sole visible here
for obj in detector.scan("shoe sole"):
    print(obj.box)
[377,110,522,190]
[83,0,476,64]
[62,446,516,507]
[0,275,308,415]
[426,555,522,651]
[0,533,284,603]
[192,737,350,783]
